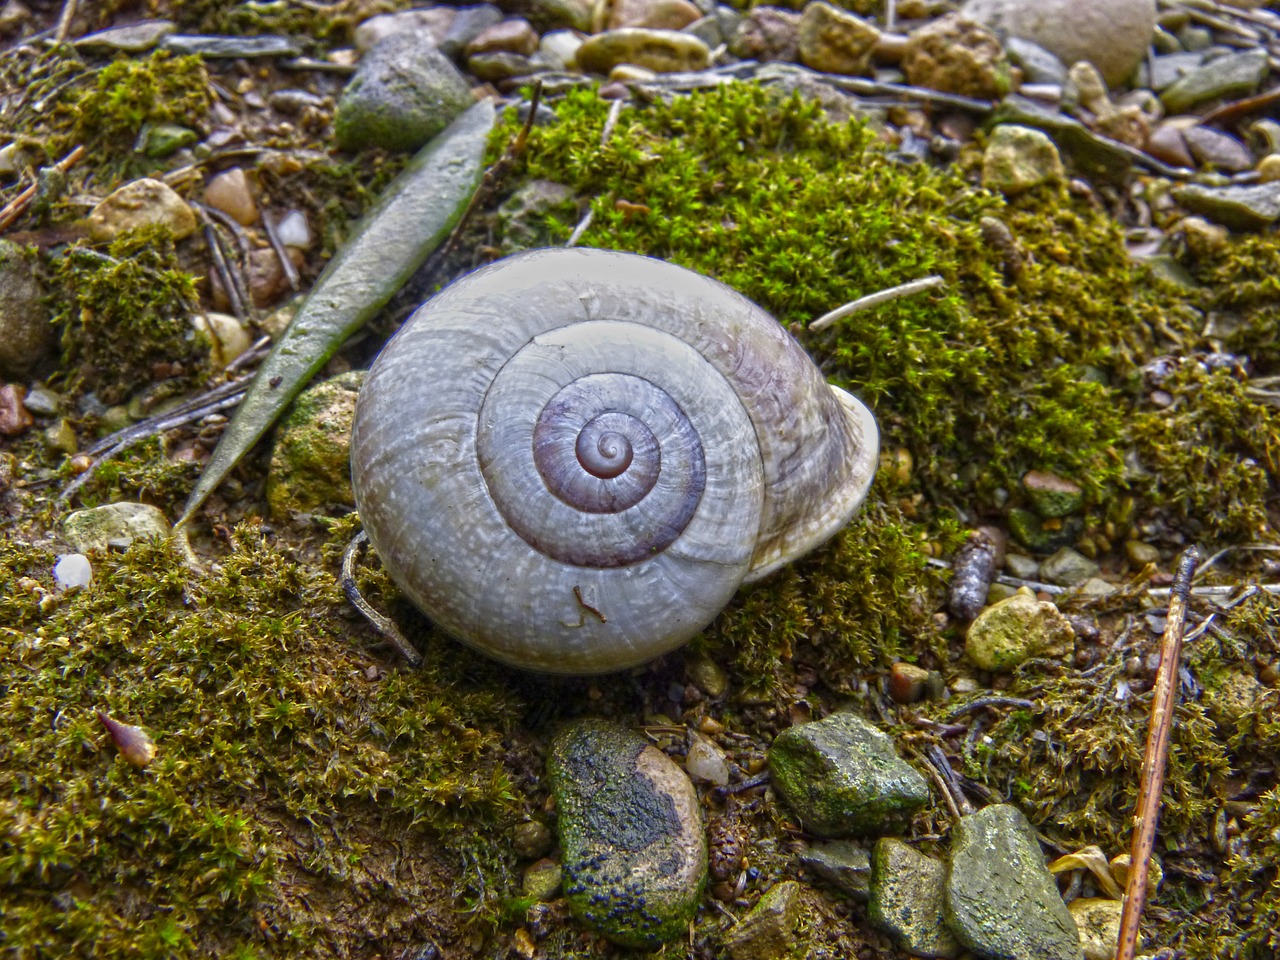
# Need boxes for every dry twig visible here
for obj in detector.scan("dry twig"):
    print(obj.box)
[1116,546,1201,960]
[0,144,84,233]
[341,531,423,668]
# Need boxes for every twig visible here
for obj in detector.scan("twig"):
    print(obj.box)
[922,744,973,817]
[203,223,248,322]
[809,276,945,332]
[262,211,300,290]
[0,144,84,233]
[942,696,1036,723]
[600,98,624,146]
[565,207,593,247]
[1147,583,1280,600]
[341,531,423,668]
[53,0,78,44]
[1116,546,1200,960]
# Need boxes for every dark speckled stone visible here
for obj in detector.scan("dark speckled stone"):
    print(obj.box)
[548,719,707,947]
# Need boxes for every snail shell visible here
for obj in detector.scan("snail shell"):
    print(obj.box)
[351,249,878,674]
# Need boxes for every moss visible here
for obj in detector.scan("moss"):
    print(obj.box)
[492,85,1204,532]
[0,523,523,958]
[53,227,206,405]
[69,51,212,156]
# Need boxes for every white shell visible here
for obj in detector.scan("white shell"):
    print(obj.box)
[351,249,878,674]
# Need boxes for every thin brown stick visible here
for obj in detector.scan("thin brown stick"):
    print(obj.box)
[53,0,78,43]
[1116,546,1201,960]
[341,532,423,668]
[0,145,84,233]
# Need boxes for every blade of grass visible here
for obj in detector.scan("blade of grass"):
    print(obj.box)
[175,100,496,530]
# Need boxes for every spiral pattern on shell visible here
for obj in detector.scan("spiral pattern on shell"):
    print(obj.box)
[351,249,878,674]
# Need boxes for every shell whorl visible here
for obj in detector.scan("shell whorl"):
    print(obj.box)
[351,249,878,674]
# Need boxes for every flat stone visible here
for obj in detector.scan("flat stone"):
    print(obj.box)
[266,371,365,519]
[982,124,1064,195]
[609,0,702,31]
[1145,121,1194,168]
[355,8,457,53]
[468,17,539,56]
[467,51,539,82]
[768,712,930,837]
[1173,182,1280,231]
[439,4,505,57]
[723,881,803,960]
[965,588,1074,671]
[137,123,198,159]
[87,178,197,242]
[1182,125,1254,173]
[797,2,880,76]
[75,19,174,52]
[63,502,171,553]
[868,838,961,959]
[576,28,709,74]
[798,840,871,901]
[1146,51,1206,91]
[1004,552,1040,579]
[1161,49,1269,114]
[334,32,474,153]
[1039,547,1099,587]
[946,804,1084,960]
[548,719,706,948]
[160,34,301,57]
[1004,36,1066,85]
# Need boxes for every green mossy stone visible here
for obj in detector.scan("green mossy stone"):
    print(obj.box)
[981,125,1065,196]
[767,712,930,837]
[1021,470,1084,519]
[945,804,1084,960]
[548,719,707,948]
[868,838,961,959]
[266,370,365,519]
[0,240,53,379]
[334,33,473,153]
[965,589,1074,672]
[722,880,804,960]
[1007,507,1078,554]
[138,123,197,159]
[1039,547,1099,588]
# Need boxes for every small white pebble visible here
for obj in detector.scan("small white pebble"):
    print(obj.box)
[53,553,92,590]
[686,734,730,786]
[276,209,312,249]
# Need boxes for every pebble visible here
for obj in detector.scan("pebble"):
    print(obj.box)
[1068,898,1123,960]
[868,838,961,959]
[191,312,253,369]
[21,384,59,417]
[160,34,302,58]
[965,588,1074,671]
[539,29,585,69]
[275,209,313,249]
[1203,668,1265,727]
[686,653,728,698]
[266,371,365,519]
[522,858,563,900]
[53,553,92,590]
[685,732,730,786]
[1124,540,1160,566]
[1004,552,1040,579]
[467,17,539,56]
[723,881,803,960]
[354,7,457,53]
[767,711,930,837]
[439,5,505,58]
[994,95,1132,185]
[548,719,707,948]
[1160,48,1269,115]
[888,662,930,703]
[981,124,1064,195]
[609,0,702,31]
[902,14,1011,100]
[44,418,76,455]
[962,0,1154,88]
[334,33,474,153]
[1021,470,1084,518]
[468,51,539,82]
[730,7,801,63]
[0,383,32,435]
[63,502,172,553]
[1145,51,1206,92]
[946,804,1083,960]
[576,28,710,74]
[137,123,198,159]
[1039,547,1099,587]
[0,240,53,379]
[204,167,259,226]
[87,178,197,242]
[1257,154,1280,183]
[75,19,175,52]
[1173,181,1280,231]
[513,820,554,859]
[797,3,880,77]
[1145,121,1195,168]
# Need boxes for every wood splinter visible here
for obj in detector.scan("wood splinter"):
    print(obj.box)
[1116,546,1201,960]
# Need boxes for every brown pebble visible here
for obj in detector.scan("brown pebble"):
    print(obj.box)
[0,383,33,436]
[888,662,930,704]
[204,167,259,226]
[1182,125,1255,173]
[1145,122,1194,168]
[467,17,539,57]
[598,81,631,99]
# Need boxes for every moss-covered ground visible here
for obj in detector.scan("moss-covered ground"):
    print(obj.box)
[2,27,1279,960]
